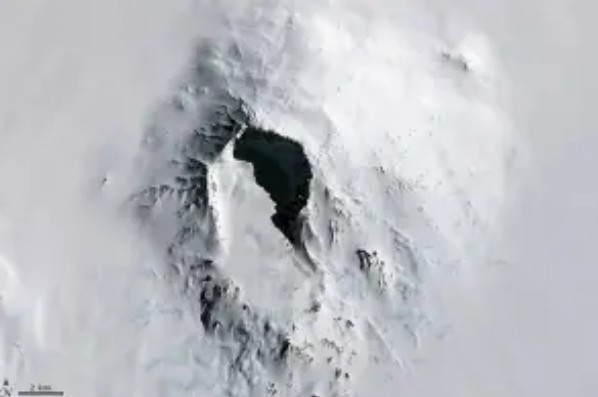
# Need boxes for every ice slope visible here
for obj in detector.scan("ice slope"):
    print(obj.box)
[0,0,516,396]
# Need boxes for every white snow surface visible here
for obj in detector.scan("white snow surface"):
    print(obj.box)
[0,1,517,396]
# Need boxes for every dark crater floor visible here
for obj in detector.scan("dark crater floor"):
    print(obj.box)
[233,126,313,246]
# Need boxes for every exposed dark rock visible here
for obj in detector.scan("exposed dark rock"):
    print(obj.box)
[179,254,294,388]
[441,50,471,72]
[308,301,321,313]
[356,249,377,271]
[277,337,291,361]
[233,127,313,245]
[355,248,392,294]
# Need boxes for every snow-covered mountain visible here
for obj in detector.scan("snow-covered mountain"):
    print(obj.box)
[0,1,517,396]
[125,3,514,395]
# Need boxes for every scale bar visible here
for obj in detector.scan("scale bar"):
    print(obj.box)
[18,392,64,396]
